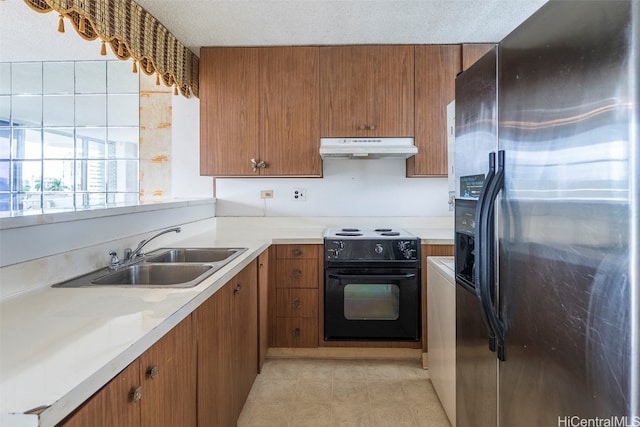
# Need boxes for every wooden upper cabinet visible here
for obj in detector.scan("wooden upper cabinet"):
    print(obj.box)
[462,44,496,71]
[408,44,461,177]
[320,45,414,137]
[260,47,321,176]
[199,47,321,177]
[200,47,259,176]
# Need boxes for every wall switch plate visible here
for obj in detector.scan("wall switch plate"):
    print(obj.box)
[260,190,273,199]
[292,188,306,201]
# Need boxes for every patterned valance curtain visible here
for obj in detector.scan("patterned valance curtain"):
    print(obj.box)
[24,0,199,98]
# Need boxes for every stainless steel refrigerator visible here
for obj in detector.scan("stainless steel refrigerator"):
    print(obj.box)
[454,1,639,426]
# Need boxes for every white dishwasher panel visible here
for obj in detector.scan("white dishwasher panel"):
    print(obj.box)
[427,256,456,426]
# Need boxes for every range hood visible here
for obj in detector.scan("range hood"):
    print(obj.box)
[320,138,418,159]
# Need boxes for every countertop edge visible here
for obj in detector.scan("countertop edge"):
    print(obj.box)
[26,241,269,427]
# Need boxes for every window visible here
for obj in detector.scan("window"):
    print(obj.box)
[0,60,139,214]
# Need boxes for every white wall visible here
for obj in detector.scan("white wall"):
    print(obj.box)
[215,158,451,217]
[172,94,214,199]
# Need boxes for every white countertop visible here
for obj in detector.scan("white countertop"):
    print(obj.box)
[0,216,453,427]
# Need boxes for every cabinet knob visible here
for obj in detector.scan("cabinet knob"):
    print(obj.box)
[358,124,366,130]
[369,125,376,130]
[130,386,142,402]
[147,365,159,379]
[292,248,302,257]
[291,327,301,338]
[250,158,266,172]
[292,298,302,309]
[234,283,242,295]
[291,269,302,279]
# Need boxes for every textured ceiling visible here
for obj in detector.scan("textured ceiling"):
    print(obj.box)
[1,0,548,62]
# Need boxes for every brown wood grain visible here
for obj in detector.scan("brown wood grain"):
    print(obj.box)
[195,282,233,426]
[409,44,461,177]
[60,360,142,427]
[275,317,319,348]
[231,260,259,420]
[199,47,260,176]
[320,45,414,137]
[275,244,319,260]
[139,316,197,427]
[276,288,319,318]
[259,47,321,176]
[462,43,496,71]
[275,258,319,288]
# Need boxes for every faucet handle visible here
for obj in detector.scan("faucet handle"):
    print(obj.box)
[109,251,120,269]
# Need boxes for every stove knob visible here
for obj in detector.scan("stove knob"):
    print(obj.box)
[375,244,384,254]
[403,249,416,259]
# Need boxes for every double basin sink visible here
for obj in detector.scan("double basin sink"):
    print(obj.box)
[54,248,247,288]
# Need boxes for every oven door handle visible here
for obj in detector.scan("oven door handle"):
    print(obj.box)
[327,273,416,281]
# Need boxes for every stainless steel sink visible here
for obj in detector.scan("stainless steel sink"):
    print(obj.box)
[91,264,214,287]
[52,247,248,288]
[145,247,246,264]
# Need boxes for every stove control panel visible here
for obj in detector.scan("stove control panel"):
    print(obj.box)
[325,238,420,262]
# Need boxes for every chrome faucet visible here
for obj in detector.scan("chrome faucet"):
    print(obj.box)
[125,227,181,262]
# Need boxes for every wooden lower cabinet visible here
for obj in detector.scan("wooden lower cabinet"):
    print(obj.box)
[195,283,233,426]
[196,260,259,426]
[60,317,196,427]
[61,261,260,427]
[271,244,321,348]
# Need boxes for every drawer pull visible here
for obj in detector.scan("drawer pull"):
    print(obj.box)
[234,283,241,295]
[147,365,159,379]
[291,327,301,338]
[291,269,302,279]
[292,298,302,309]
[130,386,142,402]
[292,248,303,257]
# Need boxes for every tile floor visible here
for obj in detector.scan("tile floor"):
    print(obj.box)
[237,358,451,427]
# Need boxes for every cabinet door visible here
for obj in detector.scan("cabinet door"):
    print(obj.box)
[275,259,319,288]
[195,284,234,427]
[231,260,259,420]
[276,317,318,348]
[276,289,318,318]
[139,316,196,427]
[320,45,414,137]
[61,360,142,427]
[200,47,260,176]
[408,45,461,177]
[260,47,321,176]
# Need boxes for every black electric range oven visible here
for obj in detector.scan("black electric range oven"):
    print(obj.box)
[324,227,421,341]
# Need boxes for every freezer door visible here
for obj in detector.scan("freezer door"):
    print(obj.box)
[454,48,499,427]
[454,47,498,200]
[497,0,638,425]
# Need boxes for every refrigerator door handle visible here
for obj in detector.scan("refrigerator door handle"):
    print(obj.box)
[474,152,498,352]
[480,150,506,361]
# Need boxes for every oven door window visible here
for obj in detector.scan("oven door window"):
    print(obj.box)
[344,284,400,320]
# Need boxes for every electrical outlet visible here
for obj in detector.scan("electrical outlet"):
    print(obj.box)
[260,190,273,199]
[292,188,306,201]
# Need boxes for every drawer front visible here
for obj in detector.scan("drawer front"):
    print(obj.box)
[276,289,318,318]
[276,244,319,260]
[275,259,319,288]
[275,317,318,348]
